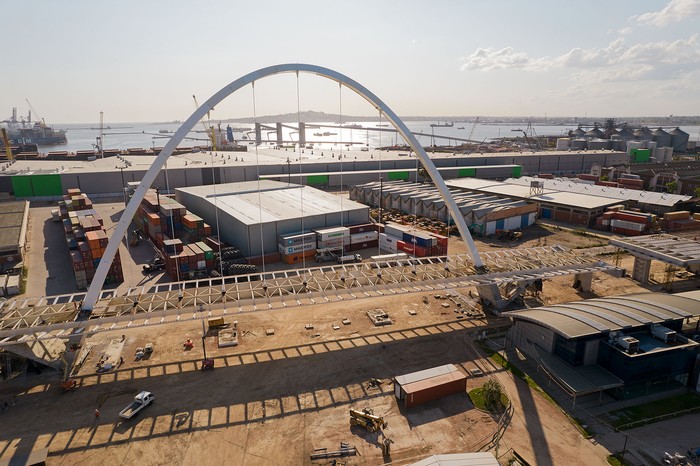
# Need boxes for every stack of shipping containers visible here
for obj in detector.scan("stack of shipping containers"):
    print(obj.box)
[59,188,123,289]
[379,222,448,257]
[347,223,379,251]
[133,189,217,280]
[596,205,656,236]
[278,232,316,264]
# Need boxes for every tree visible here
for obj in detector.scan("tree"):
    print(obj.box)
[483,378,504,412]
[694,187,700,199]
[666,181,678,193]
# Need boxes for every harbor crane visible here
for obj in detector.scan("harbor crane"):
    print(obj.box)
[193,95,217,151]
[467,116,479,142]
[25,99,46,128]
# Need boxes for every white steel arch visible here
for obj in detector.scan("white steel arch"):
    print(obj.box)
[83,64,484,310]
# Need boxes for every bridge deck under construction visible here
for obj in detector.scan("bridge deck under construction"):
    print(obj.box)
[0,245,620,346]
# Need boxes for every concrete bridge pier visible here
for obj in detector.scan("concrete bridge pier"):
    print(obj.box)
[573,272,593,292]
[632,256,652,284]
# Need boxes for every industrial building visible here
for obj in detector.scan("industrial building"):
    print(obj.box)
[445,178,620,227]
[350,181,537,235]
[175,180,369,257]
[503,176,693,215]
[260,165,523,187]
[506,291,700,402]
[0,148,629,200]
[0,200,29,272]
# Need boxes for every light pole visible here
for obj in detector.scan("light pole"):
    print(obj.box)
[117,166,127,206]
[286,157,291,184]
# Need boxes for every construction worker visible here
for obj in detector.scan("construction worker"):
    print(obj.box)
[94,408,100,420]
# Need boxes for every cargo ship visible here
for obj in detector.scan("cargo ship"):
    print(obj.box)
[1,107,67,147]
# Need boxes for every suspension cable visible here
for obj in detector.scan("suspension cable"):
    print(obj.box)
[338,82,344,251]
[163,160,180,285]
[252,81,267,276]
[377,109,383,256]
[208,135,226,307]
[295,71,307,274]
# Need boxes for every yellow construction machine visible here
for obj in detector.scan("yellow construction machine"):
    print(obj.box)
[349,407,387,433]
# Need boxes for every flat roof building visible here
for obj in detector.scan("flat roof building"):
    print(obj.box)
[175,180,369,257]
[0,201,29,271]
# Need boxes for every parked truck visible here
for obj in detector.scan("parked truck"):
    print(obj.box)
[119,391,155,419]
[314,248,362,264]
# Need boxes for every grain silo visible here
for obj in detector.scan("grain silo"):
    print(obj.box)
[585,126,604,138]
[571,126,586,138]
[633,127,653,141]
[588,139,610,150]
[670,127,689,152]
[652,128,672,147]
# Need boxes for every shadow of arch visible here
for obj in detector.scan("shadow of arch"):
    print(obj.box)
[84,64,484,310]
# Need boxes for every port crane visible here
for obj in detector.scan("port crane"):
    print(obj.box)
[193,95,216,151]
[25,99,46,128]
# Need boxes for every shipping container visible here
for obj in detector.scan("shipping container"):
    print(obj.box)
[278,241,317,255]
[401,371,467,408]
[348,223,375,234]
[279,232,316,246]
[347,240,378,251]
[350,231,379,244]
[315,226,350,242]
[379,233,399,253]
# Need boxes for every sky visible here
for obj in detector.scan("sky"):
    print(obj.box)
[2,0,700,123]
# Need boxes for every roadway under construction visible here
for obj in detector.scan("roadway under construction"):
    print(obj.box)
[0,245,622,368]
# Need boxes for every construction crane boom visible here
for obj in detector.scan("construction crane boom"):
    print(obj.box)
[467,116,479,142]
[25,99,45,127]
[193,95,216,151]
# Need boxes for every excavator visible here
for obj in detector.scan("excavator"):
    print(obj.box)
[349,407,387,433]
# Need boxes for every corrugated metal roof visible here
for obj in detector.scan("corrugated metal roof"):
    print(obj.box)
[395,364,459,387]
[506,176,691,207]
[446,178,620,210]
[409,453,499,466]
[403,371,467,394]
[176,181,368,226]
[506,292,700,339]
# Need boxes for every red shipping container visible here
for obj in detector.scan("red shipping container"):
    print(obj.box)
[401,371,467,408]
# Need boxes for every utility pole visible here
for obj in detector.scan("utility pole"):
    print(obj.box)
[379,176,384,224]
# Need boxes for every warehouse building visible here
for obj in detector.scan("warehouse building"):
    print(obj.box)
[446,178,622,227]
[175,180,369,257]
[503,176,693,216]
[0,200,29,272]
[506,291,700,402]
[350,181,537,235]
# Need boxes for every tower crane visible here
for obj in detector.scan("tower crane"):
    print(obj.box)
[193,95,216,151]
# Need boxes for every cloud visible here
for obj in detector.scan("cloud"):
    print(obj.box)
[632,0,700,26]
[460,34,700,82]
[617,27,634,36]
[459,47,531,71]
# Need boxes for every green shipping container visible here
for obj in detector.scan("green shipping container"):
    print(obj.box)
[196,241,214,260]
[512,166,523,178]
[306,175,329,186]
[11,174,63,197]
[387,171,409,181]
[458,168,476,177]
[632,148,650,163]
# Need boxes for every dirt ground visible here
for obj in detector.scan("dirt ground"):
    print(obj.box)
[3,202,698,465]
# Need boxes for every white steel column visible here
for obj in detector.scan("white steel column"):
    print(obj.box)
[83,64,484,310]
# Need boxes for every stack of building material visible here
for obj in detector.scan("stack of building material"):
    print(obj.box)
[58,189,123,289]
[278,232,316,264]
